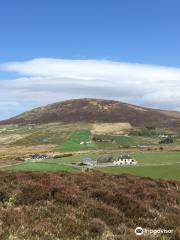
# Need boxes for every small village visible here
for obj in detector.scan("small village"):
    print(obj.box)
[80,154,137,167]
[29,152,138,169]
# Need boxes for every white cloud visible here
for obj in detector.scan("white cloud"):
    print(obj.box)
[0,58,180,119]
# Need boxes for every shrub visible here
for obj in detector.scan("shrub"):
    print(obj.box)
[89,218,108,235]
[53,153,73,159]
[0,172,178,240]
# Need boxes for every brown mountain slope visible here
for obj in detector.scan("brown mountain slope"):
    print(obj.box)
[1,98,180,130]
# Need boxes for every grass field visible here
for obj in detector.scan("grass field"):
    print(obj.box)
[94,134,159,149]
[43,151,180,165]
[45,155,90,164]
[0,152,180,179]
[97,164,180,180]
[133,151,180,164]
[59,129,96,151]
[0,123,180,151]
[0,123,180,180]
[8,123,75,146]
[3,151,177,180]
[0,162,79,173]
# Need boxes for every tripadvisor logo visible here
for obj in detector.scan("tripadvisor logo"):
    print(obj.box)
[135,227,144,236]
[135,227,174,236]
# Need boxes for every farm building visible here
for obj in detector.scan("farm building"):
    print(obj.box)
[80,141,92,145]
[81,157,93,166]
[113,154,137,166]
[31,154,49,159]
[159,137,173,144]
[97,156,113,164]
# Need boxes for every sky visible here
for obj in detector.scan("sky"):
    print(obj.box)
[0,0,180,120]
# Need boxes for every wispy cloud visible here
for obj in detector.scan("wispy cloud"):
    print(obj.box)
[0,58,180,120]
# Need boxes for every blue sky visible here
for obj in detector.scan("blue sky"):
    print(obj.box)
[0,0,180,119]
[0,0,180,65]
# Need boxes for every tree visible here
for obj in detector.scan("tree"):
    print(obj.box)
[159,137,173,144]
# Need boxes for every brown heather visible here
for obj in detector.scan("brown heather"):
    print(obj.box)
[0,171,179,240]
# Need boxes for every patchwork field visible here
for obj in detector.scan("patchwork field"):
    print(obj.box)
[39,151,180,165]
[0,103,180,240]
[0,123,180,180]
[94,134,159,148]
[59,129,96,151]
[1,151,180,180]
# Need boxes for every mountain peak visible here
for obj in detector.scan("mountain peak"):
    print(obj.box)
[0,98,180,130]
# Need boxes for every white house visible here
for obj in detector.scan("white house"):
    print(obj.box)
[80,141,92,145]
[113,155,137,166]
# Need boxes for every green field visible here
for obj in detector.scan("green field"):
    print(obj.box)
[0,123,180,180]
[59,129,160,152]
[45,154,90,164]
[94,134,159,148]
[43,151,180,165]
[5,151,177,180]
[8,123,75,146]
[1,123,180,148]
[96,152,180,180]
[0,162,79,173]
[97,164,180,180]
[59,129,96,151]
[133,151,180,164]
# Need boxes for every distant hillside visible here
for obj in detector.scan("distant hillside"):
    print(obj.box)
[1,98,180,130]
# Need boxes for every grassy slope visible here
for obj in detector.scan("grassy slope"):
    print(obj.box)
[0,123,179,149]
[8,123,75,146]
[95,135,159,148]
[0,123,180,180]
[0,162,79,173]
[59,129,96,151]
[133,151,180,164]
[97,164,180,180]
[44,151,180,165]
[43,152,180,179]
[2,152,177,179]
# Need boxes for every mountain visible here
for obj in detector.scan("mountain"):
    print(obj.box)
[1,98,180,130]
